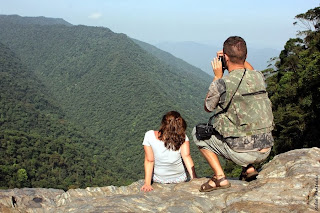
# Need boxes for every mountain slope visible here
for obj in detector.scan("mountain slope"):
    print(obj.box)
[0,42,122,190]
[0,15,213,182]
[131,38,212,82]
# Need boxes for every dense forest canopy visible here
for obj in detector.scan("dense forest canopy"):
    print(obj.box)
[0,42,124,189]
[265,6,320,155]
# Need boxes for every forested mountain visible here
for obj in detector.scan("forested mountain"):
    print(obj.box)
[265,6,320,155]
[0,14,72,26]
[0,42,124,190]
[132,39,211,83]
[0,15,213,188]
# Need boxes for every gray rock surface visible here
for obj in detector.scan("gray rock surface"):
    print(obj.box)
[1,147,319,213]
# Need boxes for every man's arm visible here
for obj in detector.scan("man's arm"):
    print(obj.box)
[244,61,254,70]
[204,91,212,112]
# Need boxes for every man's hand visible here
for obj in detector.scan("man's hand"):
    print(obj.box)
[216,50,223,58]
[211,51,224,81]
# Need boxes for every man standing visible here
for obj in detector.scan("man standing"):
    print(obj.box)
[192,36,274,192]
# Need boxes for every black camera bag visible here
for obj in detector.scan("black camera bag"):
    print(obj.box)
[195,122,214,140]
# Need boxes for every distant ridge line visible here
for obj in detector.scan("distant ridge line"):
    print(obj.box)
[0,14,72,26]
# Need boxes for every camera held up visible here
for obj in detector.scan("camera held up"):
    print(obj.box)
[219,55,226,70]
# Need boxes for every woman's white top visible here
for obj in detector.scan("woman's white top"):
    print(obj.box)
[142,130,189,183]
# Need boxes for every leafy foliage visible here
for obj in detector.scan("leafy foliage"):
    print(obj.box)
[266,6,320,154]
[0,42,126,190]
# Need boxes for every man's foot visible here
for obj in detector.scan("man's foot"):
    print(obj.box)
[199,176,231,192]
[239,164,259,182]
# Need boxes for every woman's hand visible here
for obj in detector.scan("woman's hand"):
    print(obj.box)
[141,184,154,192]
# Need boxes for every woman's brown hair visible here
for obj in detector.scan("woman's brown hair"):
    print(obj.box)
[158,111,187,151]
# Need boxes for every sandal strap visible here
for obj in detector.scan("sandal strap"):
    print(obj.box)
[200,180,211,191]
[211,176,227,187]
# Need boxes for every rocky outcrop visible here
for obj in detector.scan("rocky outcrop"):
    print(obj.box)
[1,147,319,213]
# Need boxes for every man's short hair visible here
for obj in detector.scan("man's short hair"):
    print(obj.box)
[223,36,247,64]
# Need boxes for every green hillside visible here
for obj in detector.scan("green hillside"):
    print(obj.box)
[0,42,124,190]
[131,38,211,82]
[0,15,214,187]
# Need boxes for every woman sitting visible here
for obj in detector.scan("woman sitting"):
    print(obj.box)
[141,111,197,192]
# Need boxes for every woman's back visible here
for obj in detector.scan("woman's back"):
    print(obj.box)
[143,130,188,183]
[140,111,196,192]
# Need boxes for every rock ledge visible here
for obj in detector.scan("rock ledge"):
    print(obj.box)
[1,147,319,213]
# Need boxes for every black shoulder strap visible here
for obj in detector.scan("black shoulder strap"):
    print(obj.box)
[208,69,247,124]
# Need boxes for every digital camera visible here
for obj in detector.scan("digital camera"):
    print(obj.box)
[219,55,226,70]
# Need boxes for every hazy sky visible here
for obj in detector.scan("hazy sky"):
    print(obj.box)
[1,0,319,50]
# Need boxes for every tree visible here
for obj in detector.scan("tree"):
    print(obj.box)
[266,6,320,154]
[17,168,28,187]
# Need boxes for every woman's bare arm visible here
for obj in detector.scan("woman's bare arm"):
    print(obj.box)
[141,146,154,192]
[181,141,197,179]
